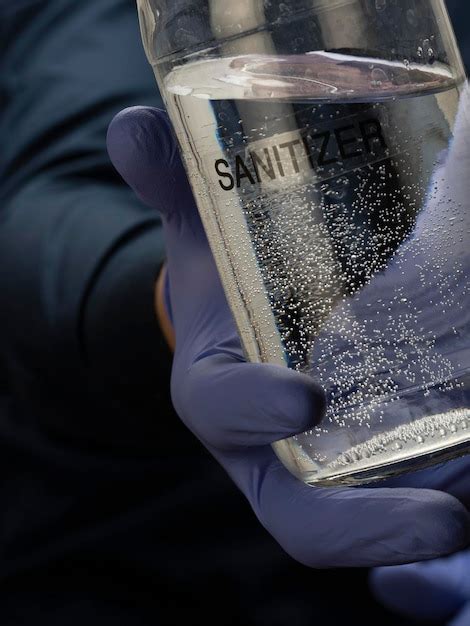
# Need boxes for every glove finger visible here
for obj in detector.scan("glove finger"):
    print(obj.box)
[450,601,470,626]
[379,455,470,510]
[220,446,470,568]
[107,106,237,334]
[173,351,325,450]
[370,551,470,622]
[107,106,204,241]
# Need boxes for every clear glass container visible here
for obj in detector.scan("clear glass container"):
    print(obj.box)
[137,0,470,486]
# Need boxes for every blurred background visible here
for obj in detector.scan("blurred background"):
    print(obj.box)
[0,1,469,625]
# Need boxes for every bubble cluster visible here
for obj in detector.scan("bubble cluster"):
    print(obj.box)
[326,408,470,476]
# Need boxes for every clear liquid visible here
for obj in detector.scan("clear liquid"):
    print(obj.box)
[162,54,470,484]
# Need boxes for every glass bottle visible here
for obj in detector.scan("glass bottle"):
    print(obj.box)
[137,0,470,486]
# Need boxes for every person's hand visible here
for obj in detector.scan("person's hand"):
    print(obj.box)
[365,84,470,623]
[106,105,470,569]
[371,550,470,625]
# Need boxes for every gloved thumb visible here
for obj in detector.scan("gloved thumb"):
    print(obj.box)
[107,106,201,234]
[106,105,224,327]
[370,551,470,622]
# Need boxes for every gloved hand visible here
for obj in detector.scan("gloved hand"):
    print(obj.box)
[370,550,470,625]
[368,84,470,623]
[106,105,470,569]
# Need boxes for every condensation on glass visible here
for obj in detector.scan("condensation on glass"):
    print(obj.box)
[137,0,470,486]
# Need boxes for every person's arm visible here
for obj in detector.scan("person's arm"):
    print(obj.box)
[0,180,165,375]
[0,0,173,446]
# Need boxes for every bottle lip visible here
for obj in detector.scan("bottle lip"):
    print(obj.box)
[147,5,324,65]
[143,0,462,78]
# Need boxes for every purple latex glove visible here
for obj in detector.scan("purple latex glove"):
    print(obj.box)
[106,106,470,569]
[370,551,470,625]
[369,87,470,622]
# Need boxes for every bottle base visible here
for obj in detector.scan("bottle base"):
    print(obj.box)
[287,408,470,487]
[305,437,470,486]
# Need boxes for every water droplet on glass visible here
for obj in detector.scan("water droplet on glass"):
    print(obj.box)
[371,67,388,88]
